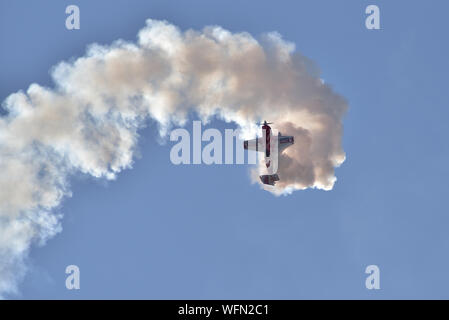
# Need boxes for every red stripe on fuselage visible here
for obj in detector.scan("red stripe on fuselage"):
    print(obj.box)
[262,124,271,157]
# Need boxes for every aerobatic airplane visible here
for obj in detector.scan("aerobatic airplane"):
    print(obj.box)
[243,121,294,186]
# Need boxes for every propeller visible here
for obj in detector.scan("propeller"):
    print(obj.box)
[256,120,273,126]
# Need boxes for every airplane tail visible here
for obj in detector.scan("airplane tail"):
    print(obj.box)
[259,174,280,186]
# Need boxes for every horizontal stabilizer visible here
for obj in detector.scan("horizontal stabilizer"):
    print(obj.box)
[259,174,280,186]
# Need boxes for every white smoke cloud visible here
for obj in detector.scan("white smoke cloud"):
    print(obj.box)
[0,19,347,296]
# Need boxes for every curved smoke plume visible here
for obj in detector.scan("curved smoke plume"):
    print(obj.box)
[0,19,347,296]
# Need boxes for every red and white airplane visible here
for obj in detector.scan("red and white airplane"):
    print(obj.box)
[244,121,294,186]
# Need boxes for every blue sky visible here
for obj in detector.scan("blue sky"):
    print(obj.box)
[1,0,449,299]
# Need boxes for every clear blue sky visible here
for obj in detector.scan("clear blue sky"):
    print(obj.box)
[1,0,449,299]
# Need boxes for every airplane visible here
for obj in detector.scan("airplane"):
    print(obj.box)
[243,121,294,186]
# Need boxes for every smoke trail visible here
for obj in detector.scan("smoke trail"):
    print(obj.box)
[0,19,347,296]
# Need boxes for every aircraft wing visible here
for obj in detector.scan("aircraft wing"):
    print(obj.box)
[278,135,294,152]
[243,137,264,152]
